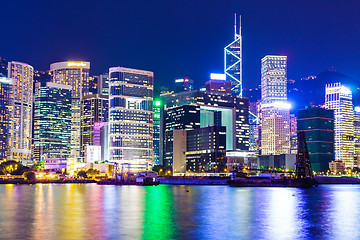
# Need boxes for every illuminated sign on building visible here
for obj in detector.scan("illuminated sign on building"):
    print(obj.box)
[67,62,87,67]
[210,73,226,80]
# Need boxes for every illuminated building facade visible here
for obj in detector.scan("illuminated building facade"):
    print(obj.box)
[0,77,13,160]
[290,114,298,154]
[260,55,290,155]
[153,98,161,165]
[50,61,90,157]
[225,14,242,96]
[33,82,72,161]
[297,107,335,172]
[325,83,354,167]
[81,94,108,156]
[185,126,227,173]
[108,67,153,170]
[8,61,34,164]
[164,105,200,169]
[260,103,291,155]
[174,78,194,93]
[94,122,109,161]
[261,55,287,104]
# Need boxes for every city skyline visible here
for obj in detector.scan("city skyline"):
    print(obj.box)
[1,0,360,91]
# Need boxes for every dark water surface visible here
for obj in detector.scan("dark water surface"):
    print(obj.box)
[0,184,358,240]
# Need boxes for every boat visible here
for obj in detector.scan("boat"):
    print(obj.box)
[228,131,319,188]
[97,163,160,186]
[227,174,318,188]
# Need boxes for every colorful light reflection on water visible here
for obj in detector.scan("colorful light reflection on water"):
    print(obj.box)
[0,184,359,239]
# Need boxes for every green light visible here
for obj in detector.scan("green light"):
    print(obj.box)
[154,100,161,107]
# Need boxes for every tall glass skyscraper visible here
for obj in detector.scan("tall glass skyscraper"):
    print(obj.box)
[325,83,354,168]
[0,77,13,161]
[225,14,242,96]
[33,82,72,161]
[8,61,34,165]
[297,107,334,172]
[108,67,153,170]
[260,55,290,155]
[50,61,90,158]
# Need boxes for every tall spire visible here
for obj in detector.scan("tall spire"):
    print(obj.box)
[239,15,242,38]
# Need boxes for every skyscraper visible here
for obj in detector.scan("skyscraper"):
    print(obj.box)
[261,55,287,104]
[0,77,13,161]
[8,61,34,165]
[225,14,242,96]
[98,73,109,96]
[297,107,334,172]
[81,94,108,156]
[108,67,153,170]
[50,61,90,158]
[325,83,354,167]
[33,82,72,161]
[260,55,290,155]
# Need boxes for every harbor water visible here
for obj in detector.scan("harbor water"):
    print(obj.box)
[0,184,359,240]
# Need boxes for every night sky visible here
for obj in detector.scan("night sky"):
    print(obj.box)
[2,0,360,90]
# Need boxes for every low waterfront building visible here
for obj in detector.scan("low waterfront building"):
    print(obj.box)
[44,158,67,172]
[329,161,346,174]
[226,151,258,171]
[259,154,296,170]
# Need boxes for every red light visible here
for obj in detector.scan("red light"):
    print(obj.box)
[96,122,101,126]
[184,78,189,83]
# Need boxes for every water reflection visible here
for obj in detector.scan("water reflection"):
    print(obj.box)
[0,184,359,239]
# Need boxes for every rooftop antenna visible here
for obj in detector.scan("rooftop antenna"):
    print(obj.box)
[234,13,237,40]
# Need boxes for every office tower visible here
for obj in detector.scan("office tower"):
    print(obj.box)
[225,14,242,96]
[261,55,287,103]
[260,55,290,155]
[297,107,335,172]
[88,75,99,94]
[205,79,231,94]
[248,101,260,153]
[164,105,200,169]
[33,82,72,161]
[108,67,153,170]
[8,61,34,164]
[0,58,8,77]
[81,94,108,156]
[354,108,360,168]
[0,77,13,160]
[50,61,90,157]
[94,122,109,161]
[98,74,109,96]
[174,78,194,93]
[161,90,249,169]
[290,114,297,154]
[185,126,227,173]
[153,97,161,166]
[325,83,354,167]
